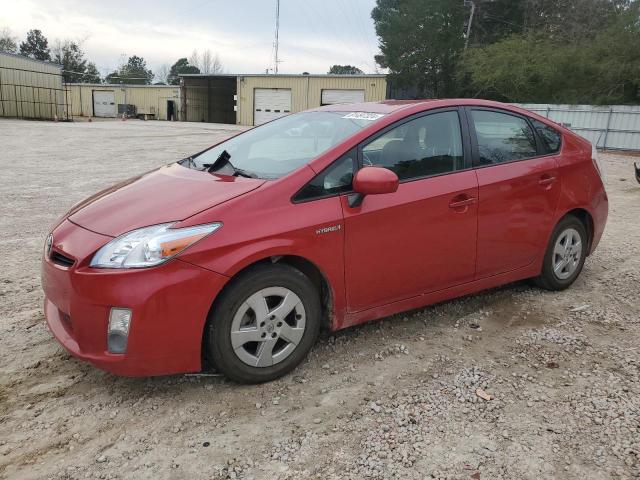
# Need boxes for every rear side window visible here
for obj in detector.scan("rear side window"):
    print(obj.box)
[361,111,464,181]
[532,120,562,153]
[293,149,356,202]
[471,110,538,166]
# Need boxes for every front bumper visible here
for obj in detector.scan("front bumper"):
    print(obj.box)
[42,220,228,376]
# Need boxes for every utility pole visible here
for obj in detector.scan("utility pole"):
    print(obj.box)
[274,0,280,74]
[464,0,476,51]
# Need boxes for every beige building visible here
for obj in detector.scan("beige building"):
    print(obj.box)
[180,74,388,126]
[64,84,181,120]
[0,51,65,120]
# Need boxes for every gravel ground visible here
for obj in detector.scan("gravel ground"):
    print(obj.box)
[0,118,638,480]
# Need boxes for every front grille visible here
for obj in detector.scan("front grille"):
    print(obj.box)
[51,251,75,268]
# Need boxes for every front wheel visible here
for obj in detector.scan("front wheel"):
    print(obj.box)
[206,264,321,384]
[534,215,588,291]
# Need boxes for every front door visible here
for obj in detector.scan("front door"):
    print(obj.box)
[342,110,479,313]
[467,108,561,278]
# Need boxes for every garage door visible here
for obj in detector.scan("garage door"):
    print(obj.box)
[93,91,116,118]
[254,88,291,126]
[321,89,365,106]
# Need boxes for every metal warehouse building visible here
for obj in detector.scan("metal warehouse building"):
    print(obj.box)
[0,51,66,120]
[64,84,181,120]
[180,74,387,126]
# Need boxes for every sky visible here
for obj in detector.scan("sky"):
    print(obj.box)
[1,0,382,78]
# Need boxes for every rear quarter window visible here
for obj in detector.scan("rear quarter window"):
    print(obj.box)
[532,120,562,154]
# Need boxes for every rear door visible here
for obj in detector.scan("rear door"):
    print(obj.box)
[342,109,478,312]
[254,88,291,125]
[92,90,116,118]
[466,108,561,278]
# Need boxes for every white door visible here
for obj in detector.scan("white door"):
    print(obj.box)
[254,88,291,125]
[93,91,116,118]
[321,89,365,106]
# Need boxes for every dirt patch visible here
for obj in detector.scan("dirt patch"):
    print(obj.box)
[1,119,639,479]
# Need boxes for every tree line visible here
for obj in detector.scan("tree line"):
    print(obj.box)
[372,0,640,104]
[0,28,224,86]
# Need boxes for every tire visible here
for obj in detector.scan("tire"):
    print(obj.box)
[206,263,321,384]
[534,215,588,291]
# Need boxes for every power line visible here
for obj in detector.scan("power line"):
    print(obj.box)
[341,0,378,69]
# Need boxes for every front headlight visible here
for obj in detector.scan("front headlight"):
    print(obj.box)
[90,222,222,269]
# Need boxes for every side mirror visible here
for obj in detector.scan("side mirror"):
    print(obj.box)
[348,167,399,208]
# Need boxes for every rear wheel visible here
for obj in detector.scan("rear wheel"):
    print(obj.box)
[206,264,321,384]
[535,215,588,291]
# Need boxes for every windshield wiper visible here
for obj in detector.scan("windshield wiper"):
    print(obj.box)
[232,168,258,179]
[202,150,258,178]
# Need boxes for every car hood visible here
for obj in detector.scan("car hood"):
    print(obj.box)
[68,163,265,237]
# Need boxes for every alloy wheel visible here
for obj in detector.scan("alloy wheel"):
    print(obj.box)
[552,227,582,280]
[230,287,306,367]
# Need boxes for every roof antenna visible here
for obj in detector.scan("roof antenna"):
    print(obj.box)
[274,0,280,74]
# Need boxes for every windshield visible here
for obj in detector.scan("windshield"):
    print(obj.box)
[188,111,385,179]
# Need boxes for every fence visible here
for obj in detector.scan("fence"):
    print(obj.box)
[515,103,640,151]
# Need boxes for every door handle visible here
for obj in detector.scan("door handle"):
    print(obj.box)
[538,175,556,187]
[449,195,476,209]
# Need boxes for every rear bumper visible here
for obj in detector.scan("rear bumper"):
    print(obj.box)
[42,220,229,377]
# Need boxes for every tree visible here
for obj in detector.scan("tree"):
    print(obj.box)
[372,0,467,97]
[467,0,634,47]
[460,4,640,105]
[189,49,223,74]
[52,40,98,83]
[167,57,200,85]
[468,0,526,46]
[0,27,18,54]
[328,65,364,75]
[19,29,51,61]
[83,62,102,84]
[155,64,170,84]
[105,55,154,85]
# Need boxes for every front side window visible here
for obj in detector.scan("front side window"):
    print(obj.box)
[471,110,538,166]
[294,149,356,202]
[361,111,464,181]
[532,119,562,154]
[188,111,384,179]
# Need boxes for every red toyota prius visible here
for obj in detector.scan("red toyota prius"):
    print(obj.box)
[41,99,608,383]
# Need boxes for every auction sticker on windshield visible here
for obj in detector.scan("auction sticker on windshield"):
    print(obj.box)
[341,112,385,121]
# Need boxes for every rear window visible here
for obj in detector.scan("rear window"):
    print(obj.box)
[532,120,562,154]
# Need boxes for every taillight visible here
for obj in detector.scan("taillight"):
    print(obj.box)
[591,143,604,179]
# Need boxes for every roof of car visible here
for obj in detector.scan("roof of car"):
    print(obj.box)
[312,100,437,114]
[312,98,528,115]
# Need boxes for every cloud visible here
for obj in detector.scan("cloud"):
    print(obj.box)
[2,0,381,74]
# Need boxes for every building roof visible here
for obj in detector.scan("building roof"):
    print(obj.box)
[64,83,179,88]
[179,73,387,79]
[0,50,62,69]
